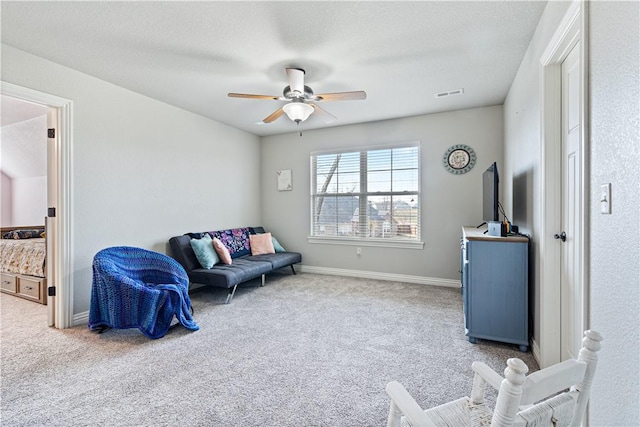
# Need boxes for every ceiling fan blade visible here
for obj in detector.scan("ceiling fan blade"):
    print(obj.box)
[313,91,367,101]
[311,104,337,124]
[263,107,285,123]
[228,93,282,100]
[285,68,305,95]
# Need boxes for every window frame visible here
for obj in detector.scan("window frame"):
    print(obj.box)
[308,141,423,250]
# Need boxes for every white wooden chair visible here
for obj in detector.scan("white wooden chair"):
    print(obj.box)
[386,330,602,427]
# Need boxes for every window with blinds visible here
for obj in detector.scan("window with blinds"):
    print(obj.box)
[310,143,420,241]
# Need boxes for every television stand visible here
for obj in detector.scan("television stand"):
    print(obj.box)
[460,226,530,351]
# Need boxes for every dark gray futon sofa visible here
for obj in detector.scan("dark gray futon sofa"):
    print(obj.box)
[169,226,301,303]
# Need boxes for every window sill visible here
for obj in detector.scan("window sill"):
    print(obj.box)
[307,236,424,250]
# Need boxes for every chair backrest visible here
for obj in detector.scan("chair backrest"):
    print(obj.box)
[488,330,603,426]
[94,246,188,286]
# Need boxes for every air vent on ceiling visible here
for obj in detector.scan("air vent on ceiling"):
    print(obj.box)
[435,88,464,98]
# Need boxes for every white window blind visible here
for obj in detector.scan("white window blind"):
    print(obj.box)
[310,143,420,241]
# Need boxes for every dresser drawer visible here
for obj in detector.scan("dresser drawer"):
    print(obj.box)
[1,274,17,293]
[18,276,44,301]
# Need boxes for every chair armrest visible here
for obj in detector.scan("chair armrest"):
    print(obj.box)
[472,361,504,391]
[385,381,436,427]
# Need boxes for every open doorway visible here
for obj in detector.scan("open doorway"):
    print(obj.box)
[1,82,73,329]
[1,95,50,321]
[1,94,51,322]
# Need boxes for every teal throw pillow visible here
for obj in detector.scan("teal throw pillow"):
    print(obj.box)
[272,236,286,253]
[190,234,220,269]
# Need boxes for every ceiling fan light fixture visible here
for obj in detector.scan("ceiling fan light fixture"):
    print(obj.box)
[229,67,365,126]
[283,102,313,124]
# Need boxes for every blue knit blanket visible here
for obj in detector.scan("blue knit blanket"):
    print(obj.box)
[88,246,199,339]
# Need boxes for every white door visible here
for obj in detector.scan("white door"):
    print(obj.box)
[560,42,583,361]
[46,108,57,326]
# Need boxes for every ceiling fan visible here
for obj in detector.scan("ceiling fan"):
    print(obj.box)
[228,68,366,125]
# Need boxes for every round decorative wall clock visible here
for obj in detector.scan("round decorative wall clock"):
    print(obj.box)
[443,144,476,175]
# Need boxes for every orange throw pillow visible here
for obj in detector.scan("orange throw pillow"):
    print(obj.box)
[212,237,232,265]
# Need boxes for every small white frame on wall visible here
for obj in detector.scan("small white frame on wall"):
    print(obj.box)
[277,169,292,191]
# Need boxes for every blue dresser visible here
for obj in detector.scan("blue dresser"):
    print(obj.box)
[461,227,529,352]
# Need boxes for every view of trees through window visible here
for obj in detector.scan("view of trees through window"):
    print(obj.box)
[311,144,420,240]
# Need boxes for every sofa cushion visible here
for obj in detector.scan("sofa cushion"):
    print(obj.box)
[187,259,272,289]
[250,232,275,255]
[210,228,251,258]
[189,234,219,269]
[212,237,232,265]
[245,252,302,270]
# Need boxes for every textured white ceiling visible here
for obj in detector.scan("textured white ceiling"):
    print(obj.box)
[1,1,547,137]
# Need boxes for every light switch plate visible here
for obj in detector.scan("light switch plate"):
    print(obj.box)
[600,183,611,214]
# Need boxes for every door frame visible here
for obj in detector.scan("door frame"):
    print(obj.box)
[1,81,73,329]
[538,0,589,368]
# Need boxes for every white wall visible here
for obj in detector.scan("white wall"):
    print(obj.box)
[261,106,503,281]
[588,1,639,424]
[2,44,263,313]
[503,0,571,356]
[12,176,46,225]
[1,171,12,226]
[1,114,47,226]
[505,1,639,424]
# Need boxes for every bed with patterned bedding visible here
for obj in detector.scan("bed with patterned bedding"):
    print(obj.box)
[0,227,47,304]
[1,238,46,277]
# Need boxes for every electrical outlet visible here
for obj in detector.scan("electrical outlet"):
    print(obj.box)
[600,183,611,214]
[356,247,362,256]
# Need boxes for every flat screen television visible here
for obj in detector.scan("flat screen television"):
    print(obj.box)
[482,162,499,222]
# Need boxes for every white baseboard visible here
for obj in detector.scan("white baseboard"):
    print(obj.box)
[531,337,541,367]
[298,265,460,288]
[73,311,89,327]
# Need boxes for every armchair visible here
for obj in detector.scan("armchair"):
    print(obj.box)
[88,246,199,339]
[386,330,602,426]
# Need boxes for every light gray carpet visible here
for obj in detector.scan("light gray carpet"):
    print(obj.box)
[1,272,538,426]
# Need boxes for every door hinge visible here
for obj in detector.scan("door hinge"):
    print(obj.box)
[48,207,56,217]
[48,128,55,138]
[48,286,56,297]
